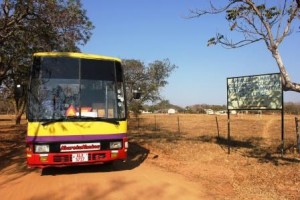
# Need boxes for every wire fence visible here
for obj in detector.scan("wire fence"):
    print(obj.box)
[128,113,300,152]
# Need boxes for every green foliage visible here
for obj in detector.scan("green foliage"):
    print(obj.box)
[226,4,281,22]
[185,104,226,114]
[129,101,144,118]
[285,102,300,115]
[264,6,281,19]
[122,59,177,116]
[207,34,224,46]
[0,0,94,124]
[144,100,184,113]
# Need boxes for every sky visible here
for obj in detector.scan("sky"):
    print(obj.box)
[81,0,300,107]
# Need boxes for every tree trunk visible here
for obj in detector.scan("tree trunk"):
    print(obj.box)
[15,114,22,125]
[271,48,300,92]
[14,97,26,125]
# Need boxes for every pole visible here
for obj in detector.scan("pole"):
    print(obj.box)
[154,115,157,132]
[227,110,231,154]
[177,115,180,134]
[281,90,284,156]
[296,117,299,153]
[216,116,220,138]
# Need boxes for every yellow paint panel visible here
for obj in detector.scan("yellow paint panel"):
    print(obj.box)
[27,121,127,137]
[33,52,121,62]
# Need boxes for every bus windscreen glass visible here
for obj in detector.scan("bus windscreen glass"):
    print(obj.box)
[28,57,126,121]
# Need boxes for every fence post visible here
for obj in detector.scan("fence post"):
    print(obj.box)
[154,115,157,132]
[177,115,180,134]
[296,117,299,153]
[215,116,220,138]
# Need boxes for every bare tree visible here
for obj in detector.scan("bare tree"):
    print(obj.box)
[189,0,300,92]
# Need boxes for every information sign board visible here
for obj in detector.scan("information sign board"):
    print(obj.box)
[227,73,282,110]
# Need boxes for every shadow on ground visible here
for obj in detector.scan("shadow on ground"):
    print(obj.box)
[0,123,149,176]
[130,129,300,166]
[0,116,150,176]
[41,142,149,176]
[198,135,300,165]
[0,124,27,172]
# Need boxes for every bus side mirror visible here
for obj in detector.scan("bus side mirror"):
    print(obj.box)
[15,84,24,99]
[132,88,141,99]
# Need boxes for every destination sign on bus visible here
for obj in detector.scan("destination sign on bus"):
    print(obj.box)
[60,143,101,152]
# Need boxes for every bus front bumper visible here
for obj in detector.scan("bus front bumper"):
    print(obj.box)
[26,149,127,168]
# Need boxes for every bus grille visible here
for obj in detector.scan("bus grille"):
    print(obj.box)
[53,155,70,162]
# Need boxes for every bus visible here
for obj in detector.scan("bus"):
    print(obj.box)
[25,52,137,168]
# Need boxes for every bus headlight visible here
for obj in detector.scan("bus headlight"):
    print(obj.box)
[110,141,122,149]
[35,144,50,153]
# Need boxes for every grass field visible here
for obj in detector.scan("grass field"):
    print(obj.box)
[128,113,300,199]
[128,113,298,151]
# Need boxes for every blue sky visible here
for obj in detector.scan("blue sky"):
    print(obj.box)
[81,0,300,107]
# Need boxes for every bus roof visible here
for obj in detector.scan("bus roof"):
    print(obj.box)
[33,52,121,62]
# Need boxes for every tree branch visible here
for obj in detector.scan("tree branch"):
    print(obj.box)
[187,0,241,18]
[244,0,276,48]
[276,1,300,46]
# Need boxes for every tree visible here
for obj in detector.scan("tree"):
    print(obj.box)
[0,0,94,124]
[122,59,177,116]
[190,0,300,92]
[285,102,300,114]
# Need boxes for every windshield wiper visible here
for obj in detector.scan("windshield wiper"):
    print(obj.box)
[41,118,66,126]
[42,116,120,126]
[78,116,120,125]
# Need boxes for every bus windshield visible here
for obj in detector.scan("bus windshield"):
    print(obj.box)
[27,56,126,122]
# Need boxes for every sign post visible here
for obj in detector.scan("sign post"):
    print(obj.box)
[296,117,300,153]
[227,73,283,154]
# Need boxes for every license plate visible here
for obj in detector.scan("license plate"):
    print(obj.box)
[72,153,88,162]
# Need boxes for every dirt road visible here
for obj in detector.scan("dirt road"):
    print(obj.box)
[0,140,211,200]
[0,160,209,200]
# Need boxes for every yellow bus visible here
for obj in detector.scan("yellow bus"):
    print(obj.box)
[25,52,133,168]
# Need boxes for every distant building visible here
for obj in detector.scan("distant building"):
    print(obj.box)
[141,110,152,114]
[230,110,237,115]
[204,109,214,115]
[216,110,227,115]
[168,108,176,114]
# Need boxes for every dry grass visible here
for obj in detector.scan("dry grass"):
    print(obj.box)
[128,113,300,200]
[129,113,298,149]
